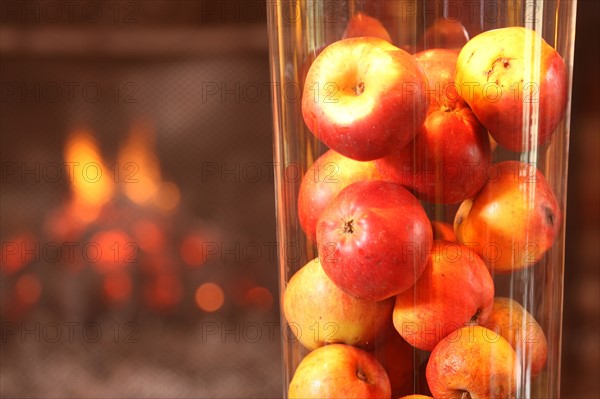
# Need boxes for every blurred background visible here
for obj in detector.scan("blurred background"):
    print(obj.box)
[0,1,597,398]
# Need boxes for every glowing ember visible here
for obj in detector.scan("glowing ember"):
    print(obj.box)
[16,274,42,304]
[132,220,165,255]
[195,283,224,312]
[154,181,181,212]
[1,233,36,275]
[43,205,86,241]
[145,273,183,310]
[231,277,256,306]
[87,230,135,273]
[180,235,206,267]
[103,271,132,303]
[244,286,274,313]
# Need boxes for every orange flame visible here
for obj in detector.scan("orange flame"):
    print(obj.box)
[64,128,113,223]
[118,119,161,205]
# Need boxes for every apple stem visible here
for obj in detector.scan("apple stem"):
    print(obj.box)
[354,81,365,96]
[343,220,355,234]
[460,391,472,399]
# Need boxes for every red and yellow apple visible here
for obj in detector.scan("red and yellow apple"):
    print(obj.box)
[454,160,561,272]
[484,297,548,376]
[426,325,520,398]
[300,47,326,93]
[302,37,430,161]
[376,49,491,204]
[298,149,380,242]
[283,258,393,350]
[288,344,391,399]
[393,241,495,351]
[455,27,568,152]
[317,180,433,301]
[343,12,392,43]
[414,49,464,110]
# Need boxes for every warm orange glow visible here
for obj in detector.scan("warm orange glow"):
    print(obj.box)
[141,254,175,273]
[118,120,161,205]
[154,181,181,211]
[44,205,85,241]
[64,128,113,223]
[103,271,132,303]
[180,235,206,267]
[245,286,274,312]
[132,219,165,254]
[87,230,134,273]
[195,283,224,312]
[16,274,42,304]
[145,273,183,310]
[232,277,255,306]
[1,233,35,275]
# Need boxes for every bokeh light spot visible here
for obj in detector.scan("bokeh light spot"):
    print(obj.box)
[195,283,224,312]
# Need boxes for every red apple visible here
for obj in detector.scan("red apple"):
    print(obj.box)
[302,37,430,161]
[298,149,380,242]
[288,344,391,399]
[484,297,548,376]
[371,326,417,398]
[393,241,495,351]
[419,19,469,51]
[375,107,490,204]
[376,49,491,204]
[454,160,561,272]
[414,49,466,111]
[455,27,568,152]
[283,258,393,350]
[426,325,520,399]
[317,180,433,301]
[343,12,392,43]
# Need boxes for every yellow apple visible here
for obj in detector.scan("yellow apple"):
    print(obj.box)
[427,325,520,398]
[454,160,561,272]
[455,27,568,152]
[288,344,391,399]
[283,258,393,350]
[484,297,548,376]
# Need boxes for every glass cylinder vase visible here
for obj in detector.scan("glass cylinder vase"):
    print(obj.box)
[267,1,577,397]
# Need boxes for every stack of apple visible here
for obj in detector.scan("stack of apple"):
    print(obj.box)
[283,13,567,399]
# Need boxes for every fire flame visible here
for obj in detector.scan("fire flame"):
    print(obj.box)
[63,128,114,223]
[118,120,161,205]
